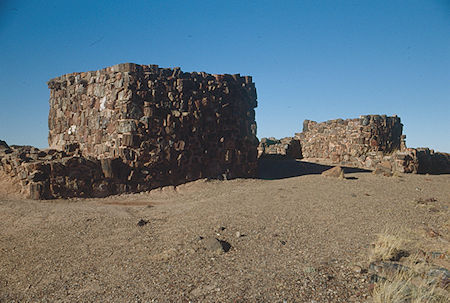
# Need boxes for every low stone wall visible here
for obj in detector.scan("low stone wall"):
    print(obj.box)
[257,115,449,175]
[413,148,450,174]
[296,115,404,164]
[0,142,114,199]
[257,137,301,159]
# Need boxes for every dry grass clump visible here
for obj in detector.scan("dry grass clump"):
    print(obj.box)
[369,229,410,262]
[372,277,412,303]
[372,270,448,303]
[369,229,449,303]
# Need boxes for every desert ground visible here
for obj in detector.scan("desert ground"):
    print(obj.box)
[1,159,449,302]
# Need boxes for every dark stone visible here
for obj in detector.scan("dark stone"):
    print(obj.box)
[64,143,80,154]
[100,158,114,178]
[137,219,148,227]
[0,140,10,150]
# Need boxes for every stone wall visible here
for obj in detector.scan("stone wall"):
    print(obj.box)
[257,115,449,175]
[414,148,450,174]
[0,142,114,199]
[290,115,408,171]
[296,115,404,164]
[1,63,259,199]
[257,137,301,159]
[47,63,258,191]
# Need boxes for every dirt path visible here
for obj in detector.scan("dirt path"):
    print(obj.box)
[1,164,449,302]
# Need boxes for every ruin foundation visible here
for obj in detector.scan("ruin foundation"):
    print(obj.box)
[1,63,258,199]
[258,115,450,174]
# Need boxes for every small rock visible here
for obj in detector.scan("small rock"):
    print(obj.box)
[367,282,376,294]
[430,252,447,259]
[235,231,241,238]
[352,265,363,273]
[303,266,316,273]
[190,284,216,297]
[369,261,410,277]
[380,161,392,170]
[0,140,10,150]
[280,240,286,245]
[321,166,344,178]
[424,227,441,238]
[369,274,386,283]
[373,165,393,177]
[137,219,148,226]
[150,248,178,261]
[204,237,231,253]
[427,267,450,278]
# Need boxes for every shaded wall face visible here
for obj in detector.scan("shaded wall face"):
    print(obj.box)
[297,115,404,163]
[48,63,258,188]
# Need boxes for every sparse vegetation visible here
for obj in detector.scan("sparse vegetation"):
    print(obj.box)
[372,273,448,303]
[369,229,449,303]
[369,229,410,263]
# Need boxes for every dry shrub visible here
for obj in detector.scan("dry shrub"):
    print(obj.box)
[372,277,413,303]
[370,229,410,262]
[370,230,449,303]
[372,274,448,303]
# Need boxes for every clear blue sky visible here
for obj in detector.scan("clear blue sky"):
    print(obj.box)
[1,0,449,152]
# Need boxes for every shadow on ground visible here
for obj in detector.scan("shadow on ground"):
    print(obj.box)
[258,155,371,180]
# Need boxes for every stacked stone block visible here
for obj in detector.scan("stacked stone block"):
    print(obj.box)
[257,137,302,159]
[296,115,404,164]
[258,115,449,174]
[0,143,109,199]
[46,63,258,195]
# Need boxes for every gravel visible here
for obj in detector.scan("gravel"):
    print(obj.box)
[0,168,448,302]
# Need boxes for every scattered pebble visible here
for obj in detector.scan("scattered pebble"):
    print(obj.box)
[137,219,148,226]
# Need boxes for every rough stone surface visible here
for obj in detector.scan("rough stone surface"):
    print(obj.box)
[414,148,450,174]
[258,115,449,175]
[257,137,301,159]
[203,237,231,253]
[296,115,405,167]
[0,63,259,199]
[321,166,344,178]
[0,140,10,151]
[47,64,258,182]
[0,145,111,199]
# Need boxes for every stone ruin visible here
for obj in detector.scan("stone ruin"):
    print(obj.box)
[1,63,449,200]
[258,115,450,175]
[258,137,302,159]
[0,63,258,199]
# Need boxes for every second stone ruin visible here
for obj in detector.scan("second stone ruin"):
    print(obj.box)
[258,115,450,175]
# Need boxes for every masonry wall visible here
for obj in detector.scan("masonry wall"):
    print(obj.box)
[257,137,302,159]
[294,115,405,168]
[0,144,109,199]
[46,63,258,194]
[0,63,258,199]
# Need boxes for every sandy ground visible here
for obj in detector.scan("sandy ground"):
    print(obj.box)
[0,160,449,302]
